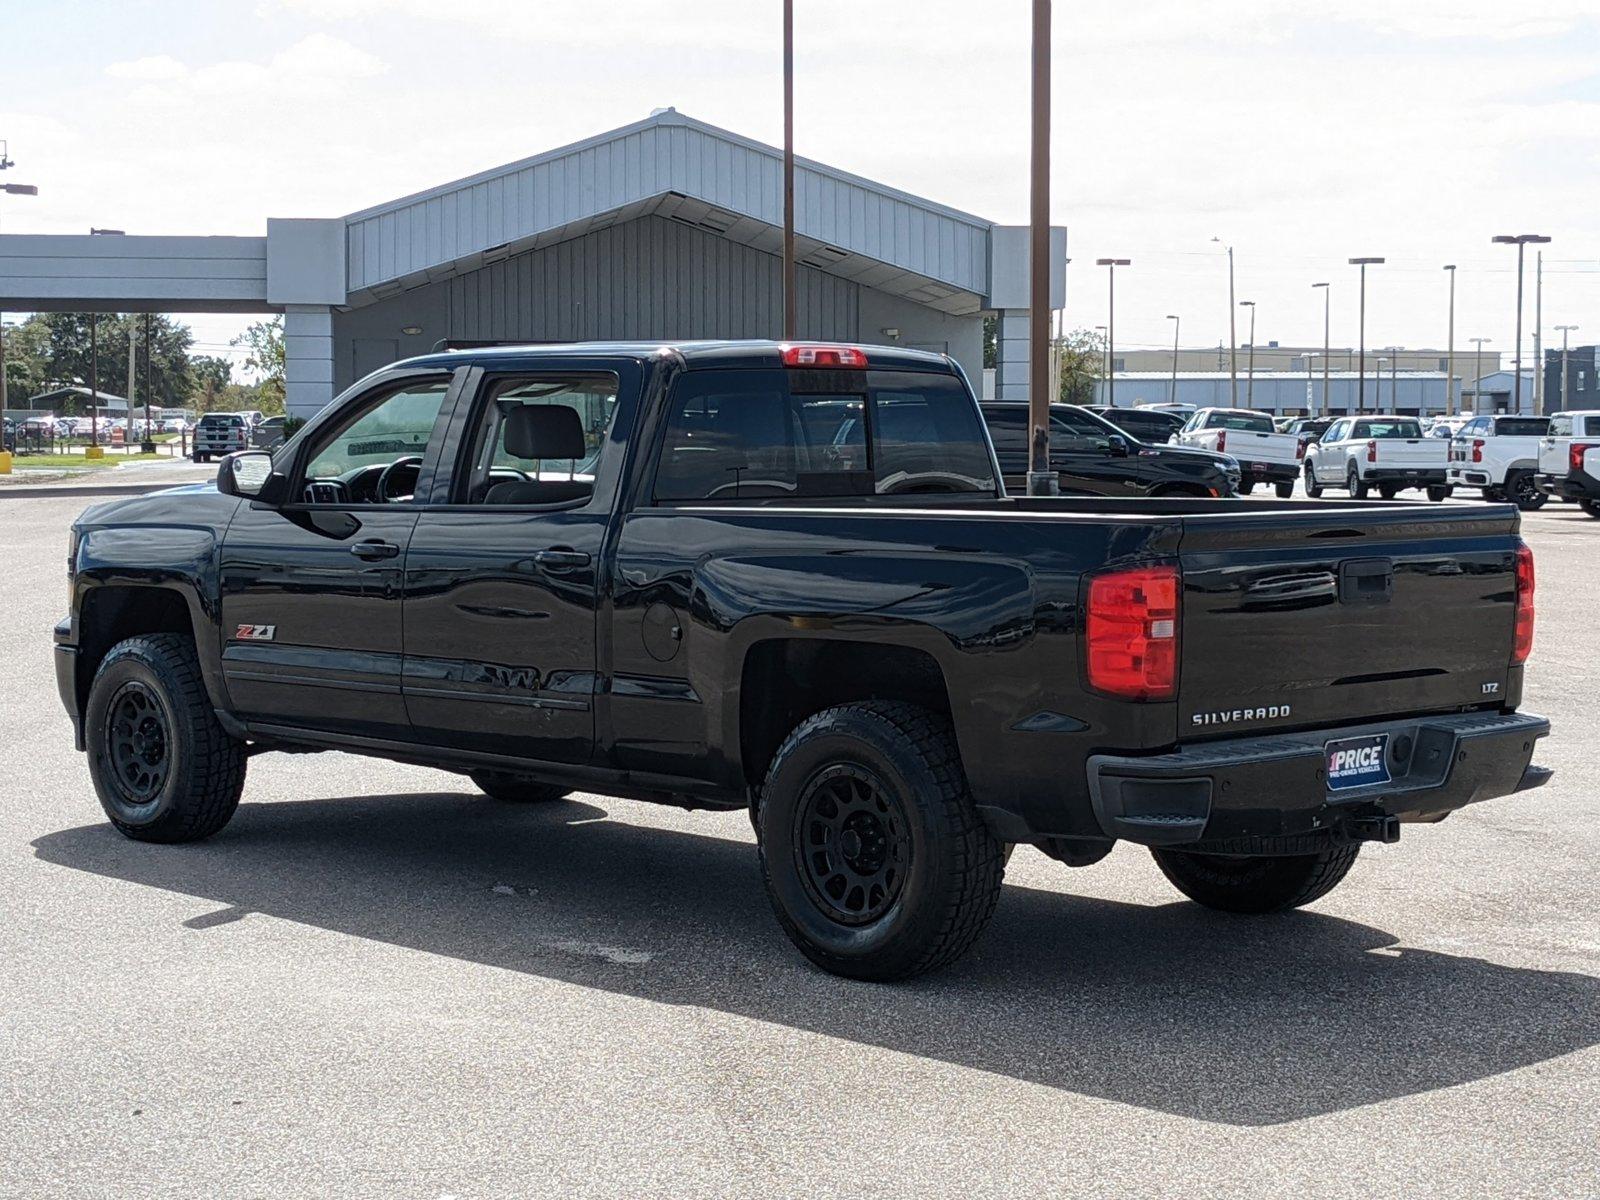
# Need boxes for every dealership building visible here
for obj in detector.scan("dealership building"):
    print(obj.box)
[0,108,1065,418]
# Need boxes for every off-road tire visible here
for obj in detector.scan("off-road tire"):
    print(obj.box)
[1506,470,1546,511]
[1151,843,1361,914]
[1274,480,1294,499]
[1347,467,1369,500]
[85,633,246,843]
[756,701,1005,981]
[469,770,569,804]
[1303,463,1323,498]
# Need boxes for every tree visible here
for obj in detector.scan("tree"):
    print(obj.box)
[190,355,233,395]
[13,312,194,410]
[1056,327,1106,406]
[232,317,285,414]
[982,315,997,370]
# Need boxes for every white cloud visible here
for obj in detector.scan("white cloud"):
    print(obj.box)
[104,55,187,81]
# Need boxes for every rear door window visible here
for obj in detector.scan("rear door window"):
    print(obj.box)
[653,369,996,501]
[1494,417,1547,437]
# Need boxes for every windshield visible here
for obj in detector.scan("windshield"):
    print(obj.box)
[1495,418,1548,437]
[1353,420,1423,439]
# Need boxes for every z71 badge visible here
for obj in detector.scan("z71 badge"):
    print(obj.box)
[233,623,277,642]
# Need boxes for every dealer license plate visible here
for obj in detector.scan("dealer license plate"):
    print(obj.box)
[1325,733,1391,792]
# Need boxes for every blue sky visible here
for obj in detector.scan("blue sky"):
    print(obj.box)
[4,0,1598,367]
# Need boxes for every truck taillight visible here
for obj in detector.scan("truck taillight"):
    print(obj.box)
[1085,565,1180,701]
[1570,442,1594,474]
[780,344,868,368]
[1471,438,1485,463]
[1513,544,1535,665]
[1215,430,1226,453]
[1366,439,1378,463]
[1296,435,1308,460]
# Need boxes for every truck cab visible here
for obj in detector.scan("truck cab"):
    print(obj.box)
[1446,414,1549,509]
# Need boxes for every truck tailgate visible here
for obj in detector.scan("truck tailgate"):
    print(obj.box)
[1176,505,1521,738]
[1375,438,1446,468]
[1223,430,1301,466]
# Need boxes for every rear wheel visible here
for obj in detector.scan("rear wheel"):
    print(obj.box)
[1238,477,1256,494]
[1151,844,1360,913]
[1274,479,1294,499]
[1347,467,1369,499]
[1378,484,1399,500]
[85,633,246,843]
[1426,485,1452,502]
[757,701,1005,981]
[1506,470,1546,511]
[1303,462,1323,498]
[1580,499,1600,519]
[469,770,569,804]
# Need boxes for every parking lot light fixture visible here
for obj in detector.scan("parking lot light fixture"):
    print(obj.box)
[1239,301,1257,407]
[1096,258,1131,407]
[1556,325,1579,410]
[1349,257,1385,412]
[1166,314,1180,405]
[1492,235,1551,414]
[1469,337,1491,413]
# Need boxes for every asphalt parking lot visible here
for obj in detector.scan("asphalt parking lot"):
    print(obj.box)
[2,490,1596,1199]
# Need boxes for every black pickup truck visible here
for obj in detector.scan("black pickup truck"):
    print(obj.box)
[56,340,1550,980]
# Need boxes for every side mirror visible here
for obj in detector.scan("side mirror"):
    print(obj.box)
[1107,434,1131,458]
[217,450,278,500]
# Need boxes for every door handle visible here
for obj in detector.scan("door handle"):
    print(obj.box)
[534,548,591,570]
[350,539,400,561]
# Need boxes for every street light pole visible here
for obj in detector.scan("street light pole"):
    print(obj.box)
[1469,337,1491,413]
[1348,257,1384,412]
[1556,324,1578,412]
[1239,300,1256,407]
[1213,238,1237,406]
[1442,264,1456,422]
[1094,325,1108,398]
[1312,282,1330,417]
[1096,258,1131,409]
[142,313,156,453]
[1377,358,1388,412]
[1535,250,1545,414]
[1492,234,1550,415]
[1166,314,1180,406]
[1025,0,1055,496]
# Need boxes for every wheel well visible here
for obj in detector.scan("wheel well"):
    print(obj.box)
[76,586,195,709]
[738,640,952,788]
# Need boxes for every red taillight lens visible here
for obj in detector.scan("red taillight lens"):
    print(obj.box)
[1570,442,1594,474]
[1471,438,1485,463]
[780,344,868,368]
[1366,439,1378,463]
[1296,436,1309,460]
[1086,565,1180,700]
[1215,430,1227,452]
[1513,544,1535,665]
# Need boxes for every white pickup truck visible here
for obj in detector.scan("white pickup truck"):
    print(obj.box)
[1535,409,1600,516]
[1172,408,1303,496]
[1303,415,1451,501]
[1447,414,1550,509]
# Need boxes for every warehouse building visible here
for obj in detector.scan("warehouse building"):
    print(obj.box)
[0,109,1065,418]
[1093,371,1461,416]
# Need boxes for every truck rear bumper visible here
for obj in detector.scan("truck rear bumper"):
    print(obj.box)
[1536,472,1600,500]
[1446,467,1493,487]
[1363,467,1447,485]
[1238,462,1300,483]
[1085,710,1549,850]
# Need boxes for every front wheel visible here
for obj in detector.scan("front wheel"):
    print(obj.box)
[1274,479,1294,499]
[1303,462,1323,498]
[469,770,569,804]
[85,633,247,842]
[1151,844,1360,913]
[757,701,1005,981]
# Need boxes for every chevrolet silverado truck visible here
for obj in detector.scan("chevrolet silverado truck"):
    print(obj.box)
[1535,409,1600,515]
[1304,415,1451,501]
[56,341,1550,981]
[1446,414,1549,509]
[1172,408,1303,496]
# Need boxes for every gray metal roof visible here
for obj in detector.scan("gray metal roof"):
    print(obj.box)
[343,109,992,315]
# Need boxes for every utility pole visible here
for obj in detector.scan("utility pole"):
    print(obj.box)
[1491,234,1550,415]
[1349,257,1384,412]
[781,0,796,341]
[1469,337,1491,413]
[1239,300,1256,406]
[1166,314,1180,406]
[90,314,99,452]
[1534,250,1544,414]
[1312,282,1330,417]
[1442,264,1456,421]
[1556,324,1578,412]
[1096,258,1130,409]
[1094,325,1108,398]
[0,310,7,420]
[142,313,156,453]
[128,322,136,441]
[1025,0,1055,495]
[1213,238,1237,406]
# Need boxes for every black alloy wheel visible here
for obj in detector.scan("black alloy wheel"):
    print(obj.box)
[795,763,910,926]
[105,681,171,804]
[1508,471,1546,511]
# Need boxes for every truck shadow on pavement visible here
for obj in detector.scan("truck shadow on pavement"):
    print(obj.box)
[32,790,1600,1128]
